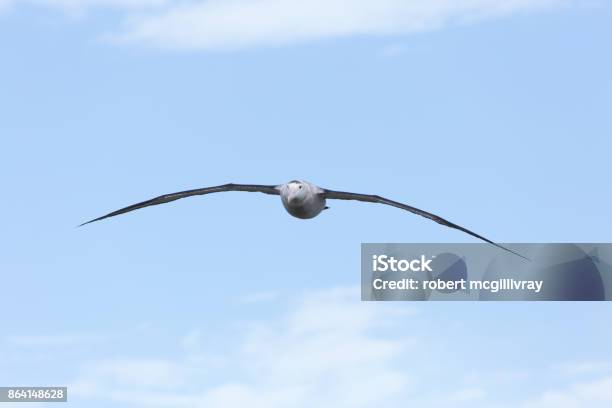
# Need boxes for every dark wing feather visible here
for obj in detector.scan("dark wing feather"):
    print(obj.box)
[80,183,279,226]
[322,189,529,261]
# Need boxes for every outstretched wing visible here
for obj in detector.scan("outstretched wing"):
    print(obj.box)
[80,183,280,226]
[322,188,529,261]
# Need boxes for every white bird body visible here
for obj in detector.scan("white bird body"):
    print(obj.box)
[279,180,326,219]
[80,179,528,260]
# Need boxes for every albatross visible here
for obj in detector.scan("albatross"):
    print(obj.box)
[80,180,527,260]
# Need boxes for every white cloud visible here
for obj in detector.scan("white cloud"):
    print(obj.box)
[520,376,612,408]
[110,0,569,50]
[0,0,12,12]
[555,361,612,376]
[2,0,571,50]
[69,287,418,408]
[74,359,188,390]
[30,0,168,10]
[0,0,168,18]
[10,288,612,408]
[4,322,153,348]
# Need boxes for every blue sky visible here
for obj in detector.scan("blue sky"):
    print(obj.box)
[1,1,612,407]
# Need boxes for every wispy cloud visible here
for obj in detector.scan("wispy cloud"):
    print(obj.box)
[112,0,569,50]
[72,358,188,392]
[65,287,612,408]
[3,322,153,350]
[520,376,612,408]
[0,0,12,12]
[555,361,612,376]
[26,0,167,11]
[2,0,571,50]
[69,287,417,407]
[7,287,612,408]
[0,0,167,19]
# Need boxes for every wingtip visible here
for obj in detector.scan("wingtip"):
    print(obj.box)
[490,241,530,262]
[519,253,532,262]
[77,218,97,228]
[506,246,531,262]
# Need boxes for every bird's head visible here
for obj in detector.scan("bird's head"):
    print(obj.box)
[285,180,308,204]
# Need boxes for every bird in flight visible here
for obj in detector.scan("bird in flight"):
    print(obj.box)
[80,180,527,260]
